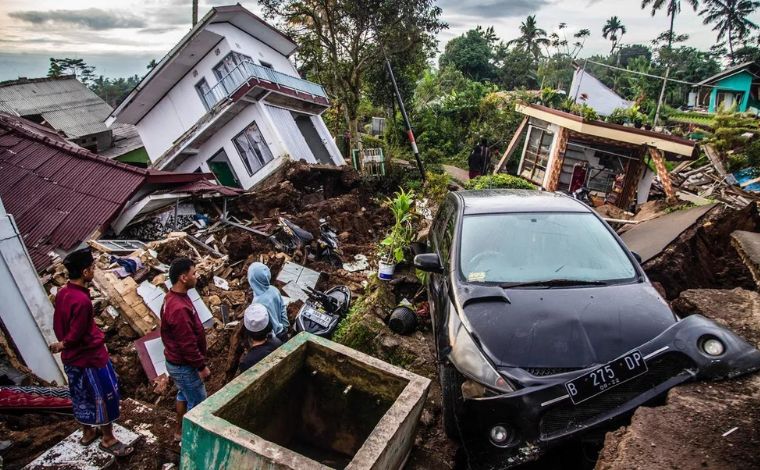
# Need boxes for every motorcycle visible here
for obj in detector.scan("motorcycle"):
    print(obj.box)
[294,286,351,338]
[268,217,343,266]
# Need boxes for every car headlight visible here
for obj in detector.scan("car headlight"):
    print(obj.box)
[448,301,514,393]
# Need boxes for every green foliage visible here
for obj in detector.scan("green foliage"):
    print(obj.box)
[464,174,535,190]
[705,111,760,171]
[422,171,451,206]
[439,26,499,81]
[380,188,416,263]
[48,58,95,85]
[566,102,600,121]
[607,105,648,125]
[667,111,717,128]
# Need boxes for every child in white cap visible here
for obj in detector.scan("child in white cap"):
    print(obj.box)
[239,303,283,374]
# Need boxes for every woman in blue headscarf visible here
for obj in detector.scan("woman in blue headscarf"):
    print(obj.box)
[247,262,289,342]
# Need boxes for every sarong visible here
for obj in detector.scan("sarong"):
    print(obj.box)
[64,361,120,426]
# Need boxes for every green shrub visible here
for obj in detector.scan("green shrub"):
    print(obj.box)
[464,174,535,190]
[423,171,451,206]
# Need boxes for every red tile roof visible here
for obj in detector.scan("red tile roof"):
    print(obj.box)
[0,113,212,271]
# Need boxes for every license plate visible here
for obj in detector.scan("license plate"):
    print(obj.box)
[565,350,647,405]
[304,308,332,328]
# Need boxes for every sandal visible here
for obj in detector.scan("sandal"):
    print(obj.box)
[80,429,100,446]
[99,440,135,457]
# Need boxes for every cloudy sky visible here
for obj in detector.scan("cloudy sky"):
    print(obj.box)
[0,0,757,81]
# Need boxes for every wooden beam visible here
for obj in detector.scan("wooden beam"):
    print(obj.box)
[648,146,677,204]
[545,127,569,192]
[493,117,528,174]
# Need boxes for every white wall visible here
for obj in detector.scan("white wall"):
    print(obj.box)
[209,23,300,76]
[0,198,65,384]
[175,101,290,189]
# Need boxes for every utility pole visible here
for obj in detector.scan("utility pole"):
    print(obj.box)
[384,52,426,182]
[654,10,676,128]
[192,0,199,26]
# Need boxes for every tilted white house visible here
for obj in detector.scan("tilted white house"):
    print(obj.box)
[107,5,344,189]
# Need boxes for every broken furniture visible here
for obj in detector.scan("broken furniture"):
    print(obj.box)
[180,332,430,469]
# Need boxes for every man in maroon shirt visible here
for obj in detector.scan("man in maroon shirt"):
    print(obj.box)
[49,249,134,457]
[161,257,210,443]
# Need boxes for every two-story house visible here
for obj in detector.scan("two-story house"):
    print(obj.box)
[107,4,345,189]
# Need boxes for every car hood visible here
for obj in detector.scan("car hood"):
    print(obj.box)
[459,282,677,369]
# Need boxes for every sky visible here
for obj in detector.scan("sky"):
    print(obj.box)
[0,0,758,81]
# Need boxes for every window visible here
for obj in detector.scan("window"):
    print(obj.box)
[214,52,253,94]
[195,78,214,111]
[459,213,636,284]
[233,121,274,175]
[520,126,554,184]
[259,61,274,69]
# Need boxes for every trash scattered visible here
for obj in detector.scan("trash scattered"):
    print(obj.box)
[343,254,370,272]
[277,261,321,302]
[213,276,230,291]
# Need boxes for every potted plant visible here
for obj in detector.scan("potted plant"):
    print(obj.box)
[378,188,415,281]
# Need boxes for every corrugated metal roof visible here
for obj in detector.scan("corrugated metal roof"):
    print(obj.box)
[98,123,145,159]
[0,76,112,138]
[0,112,147,271]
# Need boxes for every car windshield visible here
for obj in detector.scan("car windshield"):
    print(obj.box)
[459,212,636,285]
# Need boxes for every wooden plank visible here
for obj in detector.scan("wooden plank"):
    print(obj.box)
[92,270,158,337]
[703,144,728,179]
[493,117,529,174]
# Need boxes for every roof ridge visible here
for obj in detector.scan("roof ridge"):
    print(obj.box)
[0,114,148,176]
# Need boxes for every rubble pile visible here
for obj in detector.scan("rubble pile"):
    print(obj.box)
[1,161,398,469]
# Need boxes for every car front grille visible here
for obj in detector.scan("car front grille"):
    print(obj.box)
[539,352,696,439]
[524,367,582,377]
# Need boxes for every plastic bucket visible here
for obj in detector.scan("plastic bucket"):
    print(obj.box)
[378,261,396,281]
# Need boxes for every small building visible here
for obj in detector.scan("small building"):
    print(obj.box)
[499,104,698,209]
[692,62,760,114]
[0,112,218,272]
[569,67,633,116]
[0,75,148,160]
[107,4,344,190]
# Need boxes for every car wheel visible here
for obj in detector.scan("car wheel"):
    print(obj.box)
[439,362,464,441]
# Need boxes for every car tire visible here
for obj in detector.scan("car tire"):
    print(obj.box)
[439,362,464,441]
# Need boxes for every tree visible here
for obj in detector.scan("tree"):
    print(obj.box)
[699,0,760,63]
[147,59,158,70]
[493,45,538,90]
[602,16,627,54]
[507,15,550,61]
[259,0,445,151]
[439,26,498,81]
[618,44,652,67]
[47,58,96,85]
[640,0,700,125]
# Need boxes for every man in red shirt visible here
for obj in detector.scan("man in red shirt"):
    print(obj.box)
[49,249,134,457]
[161,257,210,444]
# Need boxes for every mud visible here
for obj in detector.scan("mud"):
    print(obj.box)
[643,203,760,299]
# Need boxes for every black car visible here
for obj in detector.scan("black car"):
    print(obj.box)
[415,189,760,466]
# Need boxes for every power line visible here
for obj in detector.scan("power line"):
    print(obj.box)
[583,58,719,88]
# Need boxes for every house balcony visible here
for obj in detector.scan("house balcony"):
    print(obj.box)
[201,60,330,113]
[154,61,330,170]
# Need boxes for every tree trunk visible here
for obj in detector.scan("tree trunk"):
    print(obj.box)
[728,28,735,64]
[654,10,676,127]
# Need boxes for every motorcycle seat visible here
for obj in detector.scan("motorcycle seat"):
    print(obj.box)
[283,219,314,242]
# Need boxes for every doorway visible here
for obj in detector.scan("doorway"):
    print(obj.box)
[293,113,333,164]
[207,149,241,188]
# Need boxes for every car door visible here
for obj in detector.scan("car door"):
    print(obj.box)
[430,198,456,358]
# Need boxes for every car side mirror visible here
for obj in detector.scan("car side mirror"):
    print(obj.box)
[631,252,642,264]
[414,253,444,274]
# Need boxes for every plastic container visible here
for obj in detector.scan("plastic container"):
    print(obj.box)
[389,306,418,335]
[378,261,396,281]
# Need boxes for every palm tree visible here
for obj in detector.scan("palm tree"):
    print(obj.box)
[602,16,627,54]
[507,15,550,61]
[700,0,760,63]
[641,0,699,126]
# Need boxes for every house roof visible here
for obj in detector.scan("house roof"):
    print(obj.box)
[517,103,698,159]
[696,62,760,87]
[0,112,212,271]
[98,123,145,159]
[0,76,113,138]
[108,4,298,125]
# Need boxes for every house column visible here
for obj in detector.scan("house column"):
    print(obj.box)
[544,126,569,192]
[648,147,677,204]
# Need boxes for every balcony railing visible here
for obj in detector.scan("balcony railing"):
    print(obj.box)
[202,60,327,109]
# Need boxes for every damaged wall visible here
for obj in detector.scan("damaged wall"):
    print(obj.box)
[0,198,65,384]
